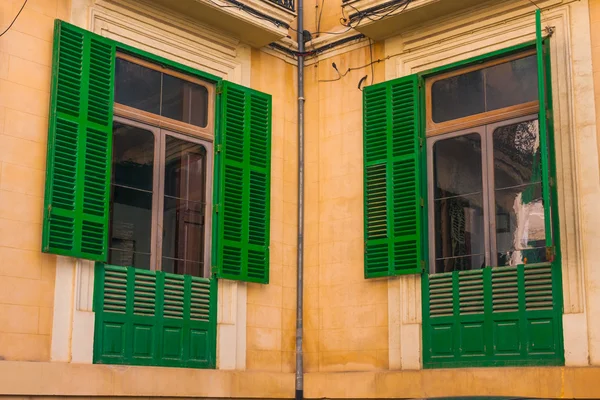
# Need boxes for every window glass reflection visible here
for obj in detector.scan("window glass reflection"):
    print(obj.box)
[433,133,486,273]
[493,119,547,266]
[162,135,207,277]
[109,122,155,270]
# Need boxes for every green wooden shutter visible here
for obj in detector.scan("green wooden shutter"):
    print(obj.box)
[42,20,115,261]
[213,81,272,284]
[536,9,555,256]
[363,75,423,278]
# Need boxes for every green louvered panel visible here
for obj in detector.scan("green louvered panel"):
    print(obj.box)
[43,20,115,261]
[363,75,423,278]
[163,275,185,319]
[524,264,553,311]
[428,273,453,317]
[492,267,519,313]
[215,81,271,284]
[94,265,217,368]
[423,264,563,368]
[458,270,484,315]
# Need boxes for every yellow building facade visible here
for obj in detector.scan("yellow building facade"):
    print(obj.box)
[1,0,600,398]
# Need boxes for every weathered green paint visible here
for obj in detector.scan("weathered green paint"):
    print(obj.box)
[363,75,424,278]
[536,9,553,249]
[42,20,115,261]
[213,81,272,284]
[93,263,217,368]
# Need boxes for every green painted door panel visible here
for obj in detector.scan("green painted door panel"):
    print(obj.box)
[422,264,563,368]
[93,264,217,368]
[43,20,115,261]
[213,81,272,284]
[363,75,424,278]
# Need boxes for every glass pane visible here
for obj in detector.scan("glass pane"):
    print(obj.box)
[433,133,483,199]
[114,58,161,114]
[434,194,486,272]
[109,122,155,270]
[493,119,547,266]
[162,74,209,128]
[493,119,540,189]
[112,122,155,191]
[432,133,485,273]
[486,55,538,111]
[431,69,485,123]
[435,255,485,274]
[162,135,207,277]
[494,184,547,266]
[109,185,153,269]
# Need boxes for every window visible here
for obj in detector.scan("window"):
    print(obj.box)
[426,51,539,136]
[426,52,548,273]
[114,54,214,140]
[43,20,272,370]
[109,56,214,277]
[427,116,547,273]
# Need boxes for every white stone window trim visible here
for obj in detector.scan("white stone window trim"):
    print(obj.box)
[385,0,597,369]
[50,0,251,370]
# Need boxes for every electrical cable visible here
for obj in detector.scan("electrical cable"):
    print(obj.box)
[0,0,28,37]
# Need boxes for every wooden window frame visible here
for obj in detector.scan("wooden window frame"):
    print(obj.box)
[425,49,539,137]
[114,52,216,142]
[110,116,214,278]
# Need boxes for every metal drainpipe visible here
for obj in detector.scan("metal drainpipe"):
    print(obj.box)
[295,0,305,397]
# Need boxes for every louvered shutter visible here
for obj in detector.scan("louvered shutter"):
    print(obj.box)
[363,75,423,278]
[213,81,271,283]
[42,20,115,261]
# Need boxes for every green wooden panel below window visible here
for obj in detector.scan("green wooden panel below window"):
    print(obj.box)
[422,264,564,368]
[213,81,272,284]
[363,75,424,278]
[42,20,115,261]
[93,264,217,368]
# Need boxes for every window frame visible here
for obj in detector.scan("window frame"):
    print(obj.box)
[111,53,216,277]
[426,113,541,274]
[425,49,539,137]
[114,52,216,142]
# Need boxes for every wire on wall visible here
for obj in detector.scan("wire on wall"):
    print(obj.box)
[0,0,28,37]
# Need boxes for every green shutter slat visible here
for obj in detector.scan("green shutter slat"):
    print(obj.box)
[214,81,271,284]
[42,20,115,261]
[363,75,423,278]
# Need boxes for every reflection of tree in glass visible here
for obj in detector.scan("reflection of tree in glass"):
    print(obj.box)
[493,120,540,189]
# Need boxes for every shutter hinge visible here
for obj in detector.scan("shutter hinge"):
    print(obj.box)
[547,109,553,120]
[214,204,220,213]
[419,137,423,148]
[364,242,368,254]
[216,144,222,153]
[47,205,52,213]
[420,197,424,207]
[211,265,219,277]
[216,85,223,95]
[545,246,556,262]
[549,176,555,187]
[420,260,426,271]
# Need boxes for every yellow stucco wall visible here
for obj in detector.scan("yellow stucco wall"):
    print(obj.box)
[0,0,72,362]
[303,42,389,372]
[247,48,298,372]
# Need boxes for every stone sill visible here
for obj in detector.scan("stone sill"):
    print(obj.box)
[3,361,600,399]
[0,361,294,398]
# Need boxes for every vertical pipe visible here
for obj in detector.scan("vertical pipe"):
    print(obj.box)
[295,0,305,398]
